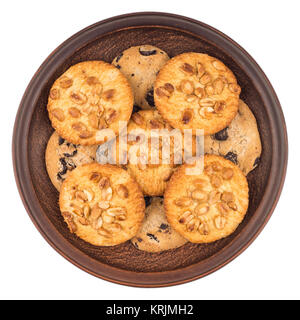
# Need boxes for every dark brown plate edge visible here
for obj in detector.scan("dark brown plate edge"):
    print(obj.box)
[12,12,288,287]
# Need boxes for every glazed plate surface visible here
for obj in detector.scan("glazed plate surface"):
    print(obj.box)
[13,12,287,287]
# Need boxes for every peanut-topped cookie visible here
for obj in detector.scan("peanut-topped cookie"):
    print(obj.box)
[47,61,134,145]
[154,52,240,135]
[164,155,249,243]
[59,163,145,246]
[125,110,196,196]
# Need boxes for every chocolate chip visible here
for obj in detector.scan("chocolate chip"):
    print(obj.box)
[145,88,155,107]
[57,157,76,180]
[159,223,168,230]
[66,161,76,170]
[254,157,260,167]
[115,52,123,63]
[115,64,121,69]
[131,73,135,77]
[58,157,68,176]
[213,127,228,141]
[133,104,141,113]
[63,149,78,157]
[139,48,157,56]
[225,152,238,164]
[147,233,159,242]
[58,136,65,145]
[144,196,152,207]
[137,237,143,243]
[56,173,65,181]
[59,157,67,167]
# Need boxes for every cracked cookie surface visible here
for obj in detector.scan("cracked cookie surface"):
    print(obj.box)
[112,45,169,110]
[47,61,134,145]
[59,163,145,246]
[164,154,249,243]
[154,52,240,135]
[45,131,97,191]
[204,99,262,175]
[131,197,187,252]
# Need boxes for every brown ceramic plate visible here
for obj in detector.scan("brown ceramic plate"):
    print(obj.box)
[13,12,288,287]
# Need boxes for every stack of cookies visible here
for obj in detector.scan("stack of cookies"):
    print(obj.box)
[45,46,261,252]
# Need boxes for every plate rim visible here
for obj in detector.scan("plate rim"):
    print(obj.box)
[12,12,288,287]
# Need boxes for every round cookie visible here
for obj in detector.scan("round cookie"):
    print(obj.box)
[204,99,262,175]
[131,197,187,252]
[47,60,134,145]
[125,110,196,196]
[164,154,249,243]
[112,45,169,110]
[45,131,97,191]
[59,163,145,246]
[154,52,240,135]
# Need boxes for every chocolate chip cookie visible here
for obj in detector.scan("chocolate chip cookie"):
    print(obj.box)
[131,197,187,252]
[204,99,262,175]
[112,45,169,110]
[45,131,97,190]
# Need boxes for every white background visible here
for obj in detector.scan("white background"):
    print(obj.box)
[1,0,299,300]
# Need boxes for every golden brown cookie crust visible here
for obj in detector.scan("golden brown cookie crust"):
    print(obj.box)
[47,61,134,145]
[131,197,187,252]
[204,99,262,175]
[154,52,240,135]
[59,163,145,246]
[45,131,97,191]
[164,154,249,243]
